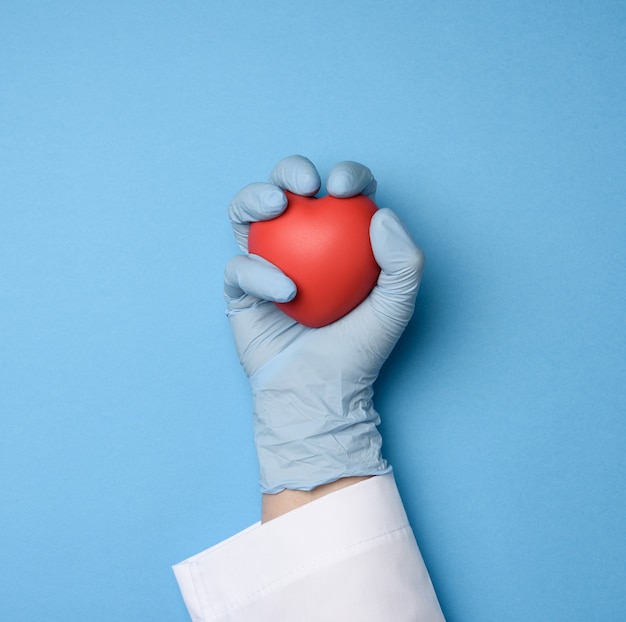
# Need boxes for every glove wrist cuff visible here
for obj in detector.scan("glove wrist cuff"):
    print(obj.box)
[252,387,391,494]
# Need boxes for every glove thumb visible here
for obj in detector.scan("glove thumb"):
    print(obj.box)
[367,208,425,331]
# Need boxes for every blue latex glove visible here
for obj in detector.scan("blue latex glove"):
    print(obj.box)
[225,155,424,494]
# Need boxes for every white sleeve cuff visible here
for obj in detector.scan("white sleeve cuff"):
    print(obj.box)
[173,474,445,622]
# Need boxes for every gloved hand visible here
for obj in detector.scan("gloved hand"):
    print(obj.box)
[225,155,424,494]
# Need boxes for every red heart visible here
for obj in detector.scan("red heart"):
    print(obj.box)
[248,191,380,328]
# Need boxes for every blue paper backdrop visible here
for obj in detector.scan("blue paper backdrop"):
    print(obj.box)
[1,1,624,620]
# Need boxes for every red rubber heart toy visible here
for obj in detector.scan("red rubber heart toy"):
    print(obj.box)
[248,191,380,328]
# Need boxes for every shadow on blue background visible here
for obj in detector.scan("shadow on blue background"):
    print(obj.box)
[1,1,624,620]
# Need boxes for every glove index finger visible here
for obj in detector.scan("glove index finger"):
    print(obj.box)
[327,161,377,199]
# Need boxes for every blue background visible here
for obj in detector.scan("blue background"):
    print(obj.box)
[1,1,624,620]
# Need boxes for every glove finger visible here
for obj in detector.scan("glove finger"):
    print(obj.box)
[326,161,377,199]
[224,254,297,310]
[228,182,288,252]
[367,208,424,331]
[269,155,321,196]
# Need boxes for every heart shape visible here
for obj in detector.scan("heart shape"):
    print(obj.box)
[248,191,380,328]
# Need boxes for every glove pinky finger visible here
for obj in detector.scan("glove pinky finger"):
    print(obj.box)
[224,255,297,308]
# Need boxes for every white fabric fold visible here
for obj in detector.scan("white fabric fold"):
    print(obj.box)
[173,474,445,622]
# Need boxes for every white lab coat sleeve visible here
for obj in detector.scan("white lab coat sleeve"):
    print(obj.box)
[172,474,445,622]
